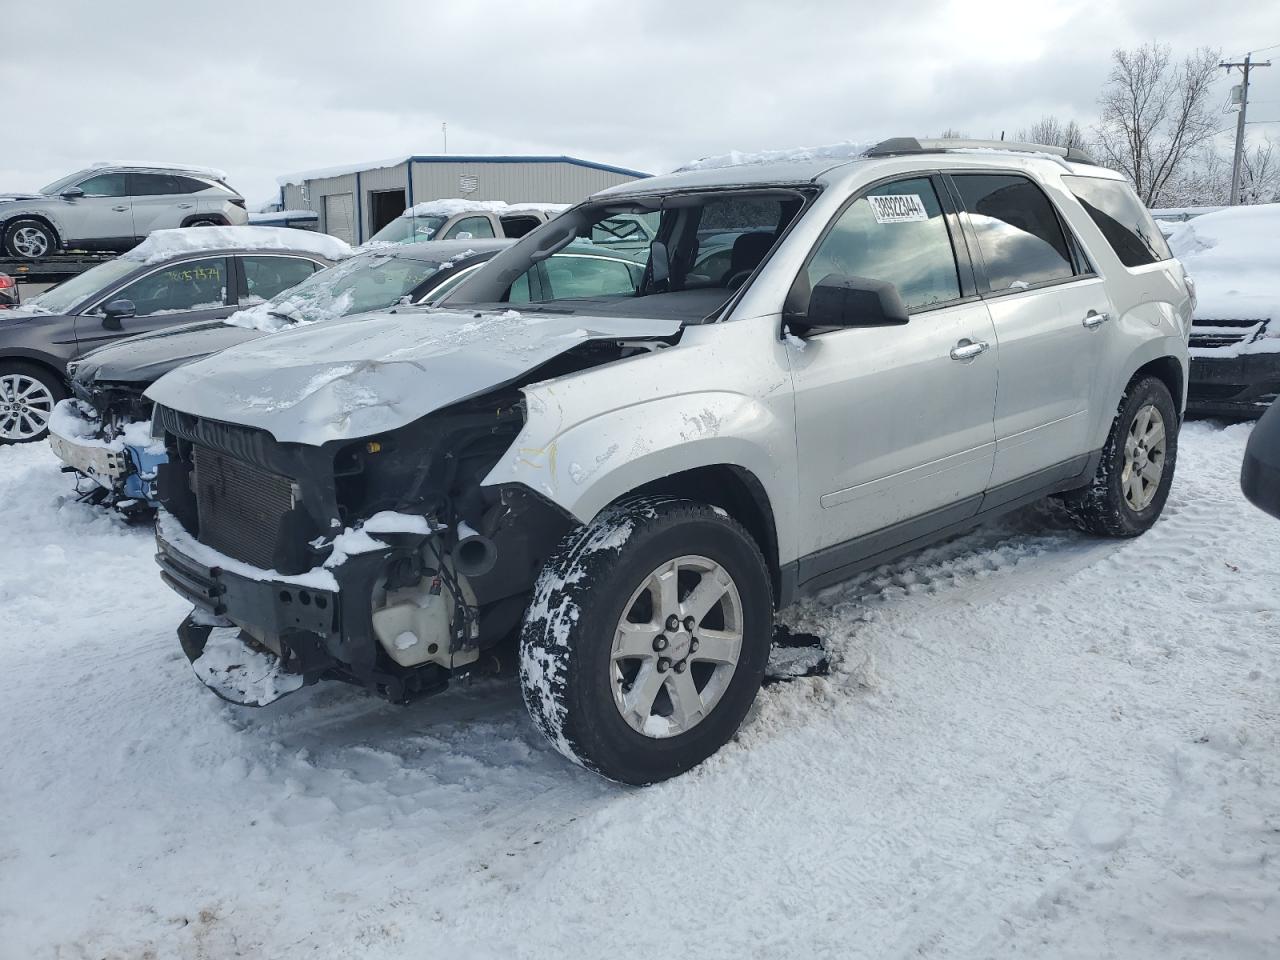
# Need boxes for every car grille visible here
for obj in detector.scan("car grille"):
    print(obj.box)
[193,444,295,569]
[1189,317,1266,349]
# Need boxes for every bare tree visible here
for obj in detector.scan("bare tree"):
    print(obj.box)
[1240,139,1280,204]
[937,128,968,139]
[1016,116,1088,151]
[1094,43,1221,206]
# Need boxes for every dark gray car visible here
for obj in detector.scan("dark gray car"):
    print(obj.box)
[51,239,510,509]
[0,230,347,442]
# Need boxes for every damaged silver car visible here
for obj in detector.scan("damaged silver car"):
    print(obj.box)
[148,138,1192,784]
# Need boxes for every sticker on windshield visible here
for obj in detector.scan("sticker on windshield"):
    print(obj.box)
[868,194,929,224]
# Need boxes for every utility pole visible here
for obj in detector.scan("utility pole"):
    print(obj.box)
[442,122,448,154]
[1220,53,1271,204]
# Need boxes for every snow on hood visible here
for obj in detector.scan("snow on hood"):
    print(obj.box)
[123,226,353,265]
[0,192,44,203]
[146,308,681,446]
[1169,204,1280,354]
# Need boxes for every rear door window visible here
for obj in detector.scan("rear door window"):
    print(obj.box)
[951,174,1075,292]
[240,255,321,304]
[499,214,542,238]
[1063,176,1172,267]
[804,177,962,312]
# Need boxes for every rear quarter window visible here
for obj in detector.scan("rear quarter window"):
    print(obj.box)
[1063,176,1172,267]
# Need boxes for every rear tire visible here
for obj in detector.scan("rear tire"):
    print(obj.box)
[1063,375,1178,537]
[4,219,57,259]
[0,361,66,444]
[185,218,223,228]
[519,497,773,784]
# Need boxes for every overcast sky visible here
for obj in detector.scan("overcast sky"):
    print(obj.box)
[4,0,1279,205]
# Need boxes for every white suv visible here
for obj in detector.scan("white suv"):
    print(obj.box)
[0,163,248,259]
[147,137,1192,784]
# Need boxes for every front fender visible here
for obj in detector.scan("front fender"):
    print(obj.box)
[0,202,66,240]
[484,388,799,562]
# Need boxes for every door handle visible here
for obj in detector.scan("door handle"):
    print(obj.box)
[950,339,989,361]
[111,205,128,212]
[177,202,193,209]
[1082,310,1111,329]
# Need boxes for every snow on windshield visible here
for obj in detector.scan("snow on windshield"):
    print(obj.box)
[123,226,353,265]
[1168,203,1280,357]
[223,250,450,333]
[675,140,875,172]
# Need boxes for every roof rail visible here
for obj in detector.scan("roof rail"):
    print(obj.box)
[864,137,1097,166]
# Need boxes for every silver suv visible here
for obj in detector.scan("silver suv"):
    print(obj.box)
[0,164,248,259]
[147,138,1192,784]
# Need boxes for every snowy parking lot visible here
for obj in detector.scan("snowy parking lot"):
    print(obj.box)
[1,420,1277,959]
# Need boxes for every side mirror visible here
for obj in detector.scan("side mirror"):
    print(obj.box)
[802,274,909,332]
[101,299,136,330]
[1241,401,1280,520]
[60,187,85,200]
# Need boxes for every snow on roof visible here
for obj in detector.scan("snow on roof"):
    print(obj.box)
[277,156,411,186]
[397,199,570,219]
[675,140,875,173]
[92,160,230,181]
[122,226,353,265]
[1169,203,1280,355]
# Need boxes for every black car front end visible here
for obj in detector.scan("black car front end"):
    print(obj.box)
[1186,316,1279,418]
[151,395,574,706]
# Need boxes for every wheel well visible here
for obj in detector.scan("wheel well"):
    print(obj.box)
[181,214,228,228]
[0,355,69,391]
[2,214,61,247]
[1130,356,1184,420]
[628,465,782,604]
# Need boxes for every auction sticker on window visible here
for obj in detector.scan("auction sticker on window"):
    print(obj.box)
[868,194,929,223]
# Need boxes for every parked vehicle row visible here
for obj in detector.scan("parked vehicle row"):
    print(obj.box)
[0,163,250,259]
[120,137,1192,784]
[0,225,349,444]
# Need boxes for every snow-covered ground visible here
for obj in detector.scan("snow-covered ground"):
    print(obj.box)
[2,422,1277,959]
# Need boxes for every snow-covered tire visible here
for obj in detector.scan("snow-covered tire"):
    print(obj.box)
[4,219,57,259]
[1063,375,1178,537]
[519,497,773,785]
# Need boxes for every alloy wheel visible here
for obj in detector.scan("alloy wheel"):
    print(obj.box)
[1121,403,1166,511]
[0,373,56,441]
[610,554,744,738]
[11,226,49,258]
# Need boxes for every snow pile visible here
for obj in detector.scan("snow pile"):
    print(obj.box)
[224,288,354,334]
[676,140,874,172]
[48,399,161,455]
[123,226,352,265]
[92,160,229,181]
[1168,203,1280,356]
[190,626,304,707]
[3,425,1280,956]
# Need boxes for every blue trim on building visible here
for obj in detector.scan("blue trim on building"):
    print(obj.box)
[406,155,651,179]
[354,170,364,243]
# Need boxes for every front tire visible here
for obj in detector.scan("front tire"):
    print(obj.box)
[0,361,66,443]
[4,219,57,259]
[1064,375,1178,537]
[520,498,773,784]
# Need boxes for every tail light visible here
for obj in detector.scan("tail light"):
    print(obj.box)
[0,273,18,309]
[230,198,246,209]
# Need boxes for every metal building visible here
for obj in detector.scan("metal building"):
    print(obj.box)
[277,155,650,244]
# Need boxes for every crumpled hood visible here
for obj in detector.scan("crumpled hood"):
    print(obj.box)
[76,319,264,387]
[146,307,682,446]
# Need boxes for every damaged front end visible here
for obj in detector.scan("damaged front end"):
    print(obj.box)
[152,391,577,707]
[49,380,166,515]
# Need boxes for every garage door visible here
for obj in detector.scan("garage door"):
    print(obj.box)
[323,193,355,244]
